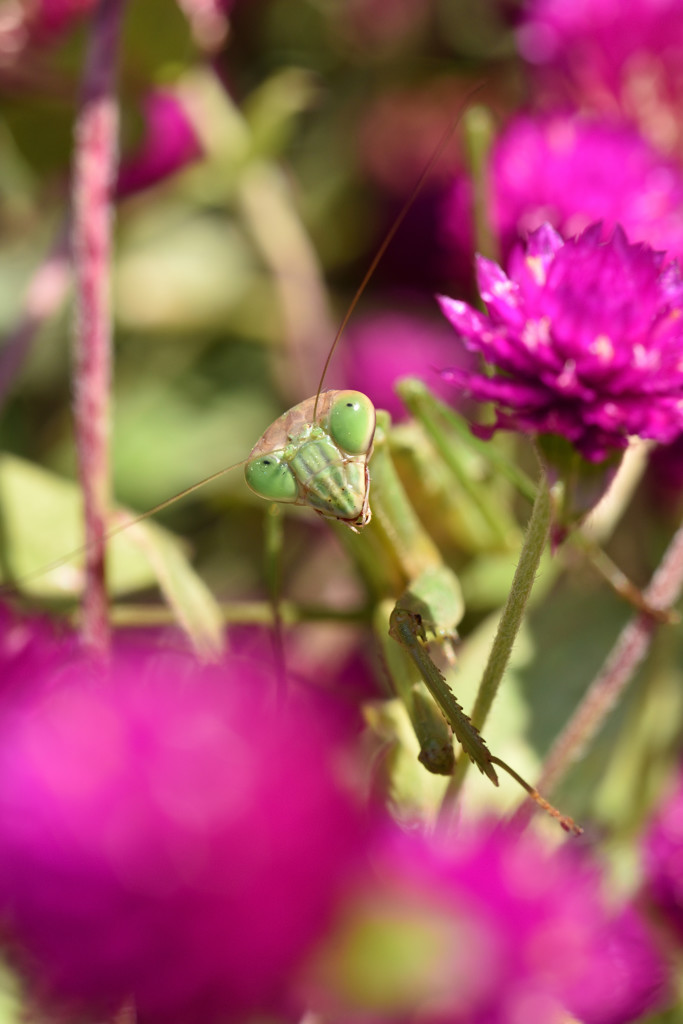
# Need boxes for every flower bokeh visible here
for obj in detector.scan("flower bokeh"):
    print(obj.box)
[439,222,683,462]
[117,90,203,198]
[0,643,366,1024]
[517,0,683,156]
[340,309,471,421]
[303,822,669,1023]
[480,112,683,263]
[643,769,683,940]
[6,0,96,48]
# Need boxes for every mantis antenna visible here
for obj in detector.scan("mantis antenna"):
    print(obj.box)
[312,80,486,420]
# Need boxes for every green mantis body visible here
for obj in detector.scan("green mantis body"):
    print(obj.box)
[241,384,580,832]
[244,386,498,788]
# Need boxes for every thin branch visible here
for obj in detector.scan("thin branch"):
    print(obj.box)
[71,0,126,655]
[516,521,683,823]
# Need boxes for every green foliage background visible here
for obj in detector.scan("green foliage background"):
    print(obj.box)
[1,4,683,1016]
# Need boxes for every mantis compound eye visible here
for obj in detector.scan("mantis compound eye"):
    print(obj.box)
[327,391,376,456]
[244,453,298,502]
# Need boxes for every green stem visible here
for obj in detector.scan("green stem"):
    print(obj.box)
[462,104,499,264]
[396,379,537,502]
[107,599,370,628]
[445,469,551,799]
[396,378,515,546]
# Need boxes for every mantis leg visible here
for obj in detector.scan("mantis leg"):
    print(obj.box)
[388,601,498,785]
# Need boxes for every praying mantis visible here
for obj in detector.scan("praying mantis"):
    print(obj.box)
[240,370,578,831]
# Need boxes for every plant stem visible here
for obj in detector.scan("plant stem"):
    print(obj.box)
[71,0,125,656]
[107,600,371,628]
[442,470,551,804]
[517,522,683,816]
[462,104,498,264]
[396,378,517,547]
[396,379,537,502]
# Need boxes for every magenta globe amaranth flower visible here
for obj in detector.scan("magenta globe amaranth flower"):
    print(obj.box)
[303,822,669,1023]
[0,0,96,50]
[643,770,683,940]
[648,432,683,499]
[517,0,683,156]
[0,644,366,1024]
[0,602,75,685]
[482,113,683,263]
[117,90,203,198]
[439,223,683,463]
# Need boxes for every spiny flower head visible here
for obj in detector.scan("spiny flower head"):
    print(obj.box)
[486,113,683,262]
[439,222,683,463]
[0,642,366,1024]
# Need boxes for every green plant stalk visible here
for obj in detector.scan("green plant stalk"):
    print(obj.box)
[397,379,537,502]
[445,470,551,799]
[462,105,499,264]
[396,378,515,546]
[107,600,371,628]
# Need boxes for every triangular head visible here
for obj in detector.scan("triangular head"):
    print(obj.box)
[244,390,376,532]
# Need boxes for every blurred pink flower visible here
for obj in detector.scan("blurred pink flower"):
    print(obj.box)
[478,112,683,263]
[439,223,683,462]
[517,0,683,156]
[0,643,366,1024]
[0,0,95,54]
[305,822,670,1023]
[340,309,472,421]
[648,433,683,498]
[358,86,475,292]
[0,602,75,685]
[117,90,203,198]
[30,0,94,38]
[643,770,683,941]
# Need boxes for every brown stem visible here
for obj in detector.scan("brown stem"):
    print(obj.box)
[71,0,126,655]
[515,522,683,826]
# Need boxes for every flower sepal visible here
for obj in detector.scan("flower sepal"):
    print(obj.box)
[537,433,623,544]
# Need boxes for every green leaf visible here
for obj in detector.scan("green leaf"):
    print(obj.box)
[0,453,168,598]
[112,512,224,662]
[0,455,224,660]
